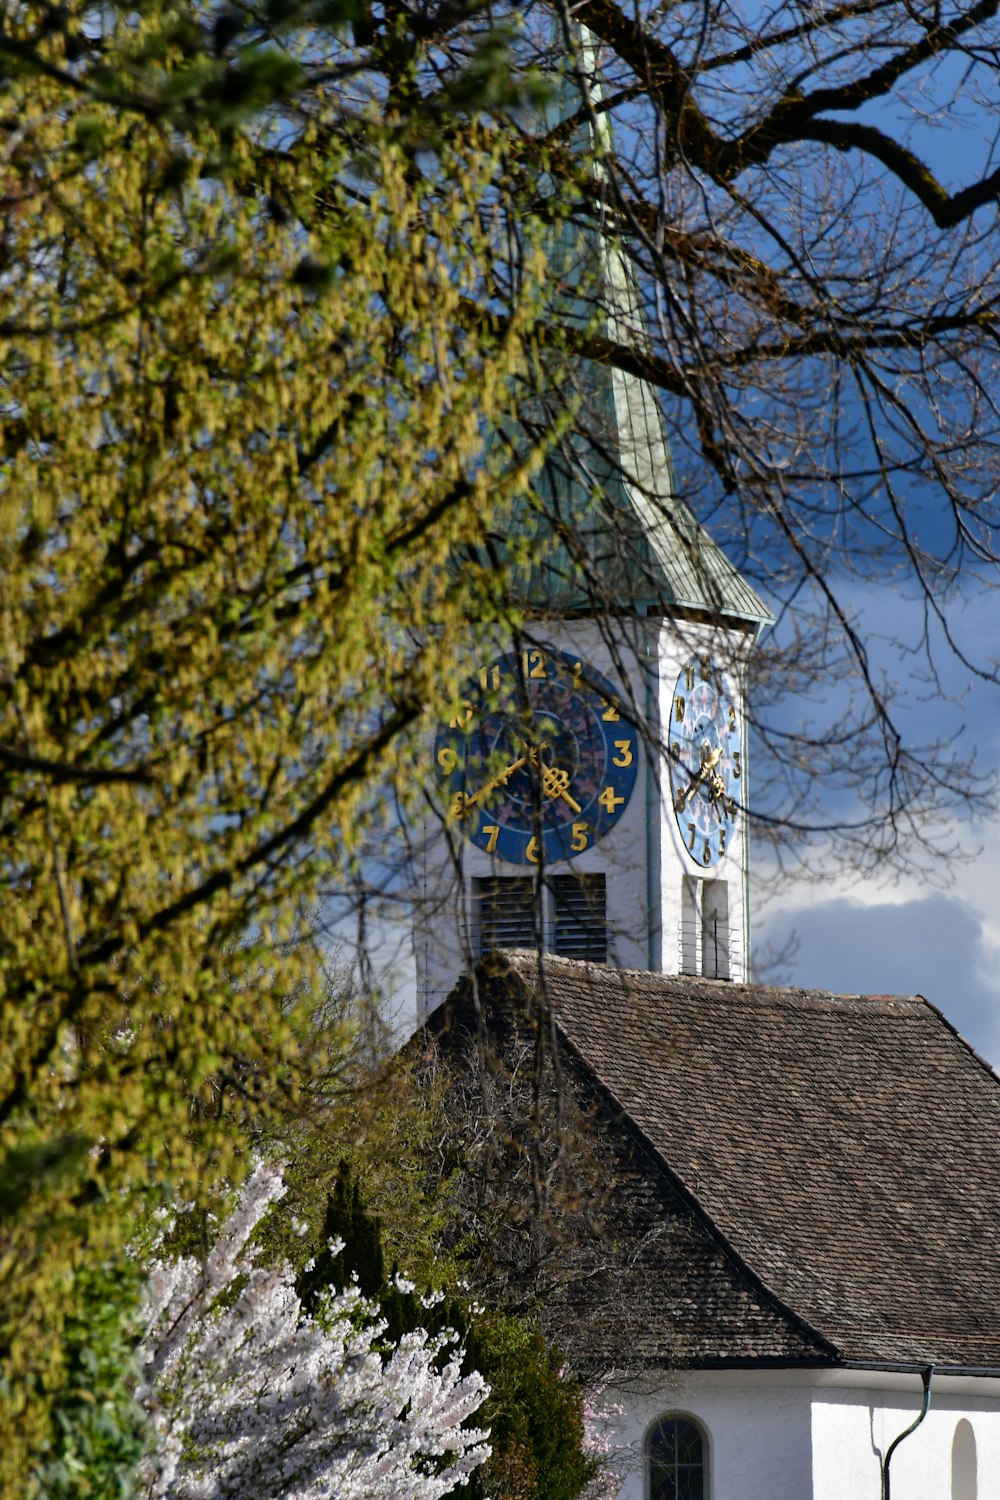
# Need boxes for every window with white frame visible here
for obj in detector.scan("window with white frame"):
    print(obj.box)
[647,1413,707,1500]
[680,877,731,980]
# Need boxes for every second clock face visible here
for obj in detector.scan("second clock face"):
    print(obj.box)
[669,655,741,867]
[434,647,639,865]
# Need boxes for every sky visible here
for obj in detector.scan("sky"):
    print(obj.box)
[753,579,1000,1069]
[358,29,1000,1060]
[755,858,1000,1068]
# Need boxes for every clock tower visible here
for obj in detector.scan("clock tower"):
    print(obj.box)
[413,40,772,1021]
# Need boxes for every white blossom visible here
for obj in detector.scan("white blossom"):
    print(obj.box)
[135,1161,490,1500]
[581,1385,627,1500]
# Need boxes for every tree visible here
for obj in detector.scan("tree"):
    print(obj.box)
[135,1160,490,1499]
[404,964,670,1376]
[0,8,553,1474]
[29,1259,149,1500]
[500,1,1000,875]
[3,0,997,871]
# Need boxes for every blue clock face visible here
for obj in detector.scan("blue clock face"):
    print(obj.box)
[669,655,741,867]
[434,647,639,866]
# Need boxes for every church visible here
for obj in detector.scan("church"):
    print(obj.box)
[407,35,1000,1500]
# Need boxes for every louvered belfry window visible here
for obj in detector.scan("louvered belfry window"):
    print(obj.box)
[475,874,608,962]
[553,874,607,963]
[477,878,536,954]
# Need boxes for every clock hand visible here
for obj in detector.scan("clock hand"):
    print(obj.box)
[698,743,723,778]
[671,759,701,811]
[466,752,528,807]
[465,749,583,816]
[684,742,725,800]
[539,762,582,815]
[675,750,727,810]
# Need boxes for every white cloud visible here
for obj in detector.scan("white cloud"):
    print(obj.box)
[754,820,1000,1066]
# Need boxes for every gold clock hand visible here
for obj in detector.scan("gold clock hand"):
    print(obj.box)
[540,763,582,814]
[698,742,723,780]
[467,752,528,807]
[679,742,726,806]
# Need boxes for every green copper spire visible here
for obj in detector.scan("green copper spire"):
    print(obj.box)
[497,30,771,626]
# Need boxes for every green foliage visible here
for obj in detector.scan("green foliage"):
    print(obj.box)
[0,5,554,1477]
[297,1160,469,1349]
[299,1162,388,1306]
[29,1261,149,1500]
[259,1039,466,1291]
[465,1318,595,1500]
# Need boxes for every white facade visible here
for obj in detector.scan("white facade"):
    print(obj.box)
[413,613,756,1020]
[607,1368,1000,1500]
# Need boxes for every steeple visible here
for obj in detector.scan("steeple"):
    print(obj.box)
[500,31,771,626]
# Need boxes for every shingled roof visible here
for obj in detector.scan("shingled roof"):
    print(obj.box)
[430,951,1000,1372]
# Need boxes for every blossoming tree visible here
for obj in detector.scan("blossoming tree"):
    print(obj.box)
[136,1162,490,1500]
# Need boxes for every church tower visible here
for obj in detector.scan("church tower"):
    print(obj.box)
[413,37,772,1021]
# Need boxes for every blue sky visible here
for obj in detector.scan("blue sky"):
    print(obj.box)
[753,578,1000,1067]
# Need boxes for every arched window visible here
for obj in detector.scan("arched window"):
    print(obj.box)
[647,1413,707,1500]
[952,1418,977,1500]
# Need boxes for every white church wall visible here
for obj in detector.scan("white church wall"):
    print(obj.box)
[603,1368,1000,1500]
[811,1376,1000,1500]
[608,1370,813,1500]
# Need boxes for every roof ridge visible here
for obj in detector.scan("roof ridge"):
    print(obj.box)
[500,948,928,1007]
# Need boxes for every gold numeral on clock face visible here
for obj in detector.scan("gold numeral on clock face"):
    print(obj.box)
[674,696,685,722]
[437,745,458,773]
[482,823,500,853]
[684,664,695,690]
[727,796,737,818]
[525,835,541,863]
[601,696,621,722]
[687,823,696,851]
[449,792,471,820]
[729,704,736,733]
[598,786,625,814]
[733,751,741,779]
[675,786,687,812]
[448,700,473,729]
[522,648,547,680]
[719,827,726,857]
[571,822,589,852]
[702,841,711,866]
[612,739,633,768]
[571,660,584,689]
[479,664,501,692]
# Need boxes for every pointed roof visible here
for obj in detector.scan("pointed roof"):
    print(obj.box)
[427,951,1000,1372]
[498,37,772,625]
